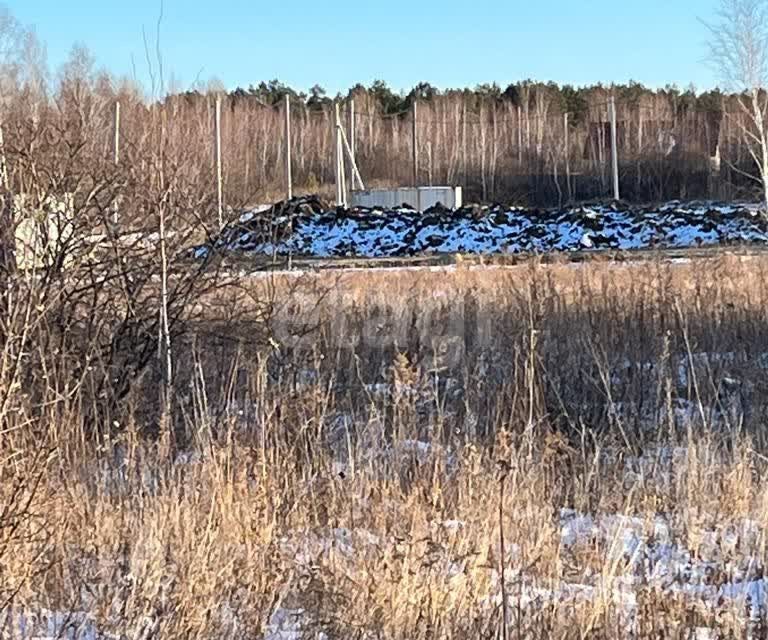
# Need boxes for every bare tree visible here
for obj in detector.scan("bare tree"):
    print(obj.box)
[705,0,768,210]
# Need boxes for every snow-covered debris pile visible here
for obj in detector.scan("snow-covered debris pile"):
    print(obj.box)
[195,195,327,259]
[193,199,768,259]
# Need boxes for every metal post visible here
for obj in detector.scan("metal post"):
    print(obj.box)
[609,96,620,201]
[284,94,293,200]
[215,95,223,228]
[412,100,419,186]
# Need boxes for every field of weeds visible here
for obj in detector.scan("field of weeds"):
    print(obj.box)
[6,254,768,639]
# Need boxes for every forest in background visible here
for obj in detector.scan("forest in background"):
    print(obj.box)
[0,4,762,225]
[42,76,748,212]
[206,79,731,206]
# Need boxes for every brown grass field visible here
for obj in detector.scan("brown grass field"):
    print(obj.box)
[6,252,768,638]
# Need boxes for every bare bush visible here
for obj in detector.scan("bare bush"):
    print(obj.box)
[706,0,768,210]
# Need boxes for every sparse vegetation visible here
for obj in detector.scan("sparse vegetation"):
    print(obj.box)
[5,253,768,638]
[4,3,768,638]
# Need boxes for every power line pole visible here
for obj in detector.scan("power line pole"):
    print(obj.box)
[215,95,223,228]
[114,101,121,165]
[339,120,347,207]
[113,101,120,225]
[284,94,293,200]
[0,122,12,278]
[564,112,572,203]
[412,100,419,186]
[609,96,620,201]
[462,102,467,188]
[334,102,344,207]
[349,99,356,190]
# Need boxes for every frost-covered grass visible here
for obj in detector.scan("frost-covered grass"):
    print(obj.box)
[7,254,768,638]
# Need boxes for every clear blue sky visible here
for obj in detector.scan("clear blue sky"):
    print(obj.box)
[10,0,721,94]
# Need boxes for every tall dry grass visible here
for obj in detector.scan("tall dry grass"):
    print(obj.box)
[3,255,768,638]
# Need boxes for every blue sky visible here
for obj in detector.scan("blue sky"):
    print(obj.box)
[10,0,721,94]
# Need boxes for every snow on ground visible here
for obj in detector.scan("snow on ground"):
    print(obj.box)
[264,607,328,640]
[196,200,768,259]
[10,443,768,637]
[5,609,106,640]
[17,345,768,636]
[549,507,768,627]
[274,499,768,635]
[3,605,313,640]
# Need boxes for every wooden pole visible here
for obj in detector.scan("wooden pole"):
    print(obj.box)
[609,96,620,201]
[284,94,293,200]
[412,100,419,186]
[215,95,223,228]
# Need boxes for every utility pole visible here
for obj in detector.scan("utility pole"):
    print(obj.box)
[114,101,121,165]
[215,95,223,228]
[564,112,571,202]
[0,125,7,195]
[284,94,293,200]
[0,122,12,278]
[462,102,467,188]
[609,96,620,201]
[412,100,419,186]
[339,120,347,207]
[113,101,120,225]
[334,102,344,207]
[349,99,356,190]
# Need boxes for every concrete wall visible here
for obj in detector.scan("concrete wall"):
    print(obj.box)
[349,187,462,211]
[13,194,75,270]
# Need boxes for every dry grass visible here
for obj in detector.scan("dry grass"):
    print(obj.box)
[4,254,768,638]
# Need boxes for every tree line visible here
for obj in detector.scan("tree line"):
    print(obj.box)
[127,80,752,209]
[0,2,762,217]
